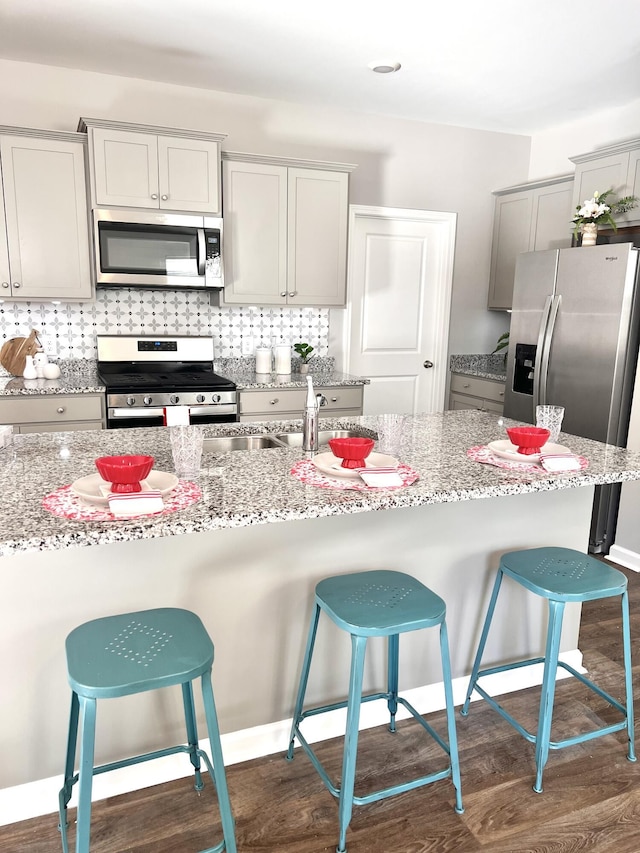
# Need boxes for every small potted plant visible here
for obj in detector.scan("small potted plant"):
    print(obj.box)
[572,189,638,245]
[293,342,314,374]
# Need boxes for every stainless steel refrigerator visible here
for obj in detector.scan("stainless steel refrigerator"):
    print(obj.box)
[504,242,640,554]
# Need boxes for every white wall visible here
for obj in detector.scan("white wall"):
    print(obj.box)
[529,97,640,179]
[0,58,530,356]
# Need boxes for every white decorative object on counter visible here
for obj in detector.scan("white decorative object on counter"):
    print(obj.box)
[0,424,13,448]
[34,352,48,378]
[22,355,37,379]
[255,347,272,374]
[274,345,291,375]
[43,363,61,380]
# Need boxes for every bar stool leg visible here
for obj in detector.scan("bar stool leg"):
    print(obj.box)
[337,634,367,853]
[75,696,98,853]
[461,569,504,716]
[201,669,238,853]
[621,590,637,762]
[181,681,204,791]
[533,600,564,793]
[58,692,80,853]
[287,603,321,761]
[439,620,464,814]
[387,634,399,733]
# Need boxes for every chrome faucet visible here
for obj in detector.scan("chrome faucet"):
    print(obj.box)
[302,374,319,453]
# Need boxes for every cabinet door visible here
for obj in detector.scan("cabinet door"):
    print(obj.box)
[488,191,533,311]
[222,160,288,305]
[571,152,630,214]
[158,137,220,214]
[287,168,348,306]
[92,128,159,208]
[0,136,92,301]
[531,182,573,251]
[0,155,10,293]
[625,151,640,223]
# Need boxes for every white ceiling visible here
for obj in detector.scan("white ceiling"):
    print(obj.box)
[1,0,640,135]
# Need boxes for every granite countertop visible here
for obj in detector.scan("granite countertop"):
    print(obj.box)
[222,367,369,389]
[0,374,105,396]
[450,354,507,382]
[2,410,640,557]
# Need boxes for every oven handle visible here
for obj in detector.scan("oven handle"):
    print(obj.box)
[110,404,238,419]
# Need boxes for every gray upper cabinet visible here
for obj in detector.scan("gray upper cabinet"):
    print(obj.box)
[570,138,640,225]
[79,118,226,215]
[0,127,92,302]
[222,152,355,306]
[488,174,573,311]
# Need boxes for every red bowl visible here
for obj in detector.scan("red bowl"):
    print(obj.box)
[95,454,154,493]
[328,437,375,469]
[506,426,550,455]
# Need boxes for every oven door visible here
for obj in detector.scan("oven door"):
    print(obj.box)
[107,405,238,429]
[94,209,223,289]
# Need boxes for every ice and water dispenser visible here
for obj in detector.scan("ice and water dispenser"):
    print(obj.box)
[513,343,536,396]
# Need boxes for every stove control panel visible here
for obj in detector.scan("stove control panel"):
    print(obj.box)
[108,390,237,410]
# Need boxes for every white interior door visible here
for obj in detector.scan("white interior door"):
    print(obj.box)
[335,205,455,414]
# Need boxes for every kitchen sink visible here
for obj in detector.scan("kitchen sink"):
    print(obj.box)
[203,434,284,452]
[272,429,377,447]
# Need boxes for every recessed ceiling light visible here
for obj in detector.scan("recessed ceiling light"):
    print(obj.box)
[368,60,401,74]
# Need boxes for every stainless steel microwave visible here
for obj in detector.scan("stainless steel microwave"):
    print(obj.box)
[93,209,223,289]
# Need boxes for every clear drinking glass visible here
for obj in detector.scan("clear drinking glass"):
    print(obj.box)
[169,425,204,479]
[536,405,565,443]
[376,414,407,456]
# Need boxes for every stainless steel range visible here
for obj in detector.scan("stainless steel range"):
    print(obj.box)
[97,335,237,429]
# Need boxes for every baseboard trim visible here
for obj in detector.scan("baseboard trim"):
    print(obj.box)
[607,545,640,573]
[0,649,584,827]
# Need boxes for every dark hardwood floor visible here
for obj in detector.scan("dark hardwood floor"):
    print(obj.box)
[3,561,640,852]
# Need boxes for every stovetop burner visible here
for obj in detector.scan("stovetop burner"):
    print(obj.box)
[98,367,236,393]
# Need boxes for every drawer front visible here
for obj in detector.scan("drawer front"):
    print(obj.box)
[18,420,103,433]
[0,394,104,425]
[239,388,306,415]
[317,386,363,412]
[450,374,505,403]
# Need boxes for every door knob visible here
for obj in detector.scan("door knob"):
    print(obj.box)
[423,360,434,368]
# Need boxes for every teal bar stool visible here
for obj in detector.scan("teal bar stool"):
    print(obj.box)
[58,607,237,853]
[461,547,636,793]
[286,570,463,853]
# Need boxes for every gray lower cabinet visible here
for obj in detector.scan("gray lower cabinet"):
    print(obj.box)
[239,385,363,422]
[488,175,573,311]
[0,394,105,433]
[448,374,504,415]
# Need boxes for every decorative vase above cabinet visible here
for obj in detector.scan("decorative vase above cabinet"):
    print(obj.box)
[221,152,356,307]
[78,117,227,215]
[488,174,574,311]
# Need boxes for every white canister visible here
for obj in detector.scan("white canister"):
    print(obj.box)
[255,347,272,374]
[22,355,37,379]
[34,352,48,378]
[274,345,291,375]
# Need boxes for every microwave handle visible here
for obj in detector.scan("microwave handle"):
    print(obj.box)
[197,228,206,276]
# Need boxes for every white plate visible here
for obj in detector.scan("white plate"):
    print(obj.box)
[71,470,179,506]
[487,440,572,464]
[312,451,399,480]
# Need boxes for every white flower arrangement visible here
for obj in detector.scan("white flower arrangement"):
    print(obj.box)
[572,189,638,237]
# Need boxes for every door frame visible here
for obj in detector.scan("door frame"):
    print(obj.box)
[330,204,456,413]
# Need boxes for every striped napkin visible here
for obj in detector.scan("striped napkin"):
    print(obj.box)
[539,454,582,472]
[355,466,404,487]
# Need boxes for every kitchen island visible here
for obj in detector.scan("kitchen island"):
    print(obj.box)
[2,410,640,821]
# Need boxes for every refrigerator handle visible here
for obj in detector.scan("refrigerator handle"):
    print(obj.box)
[538,294,562,408]
[533,295,553,415]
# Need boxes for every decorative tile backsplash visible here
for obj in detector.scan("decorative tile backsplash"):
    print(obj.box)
[0,290,330,360]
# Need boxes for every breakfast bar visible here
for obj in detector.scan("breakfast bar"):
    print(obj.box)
[2,410,640,820]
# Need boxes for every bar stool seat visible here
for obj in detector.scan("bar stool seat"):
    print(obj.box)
[58,607,237,853]
[461,547,636,793]
[286,569,463,853]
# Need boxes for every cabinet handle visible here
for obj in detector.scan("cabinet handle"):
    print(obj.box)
[150,193,158,200]
[288,292,296,298]
[331,396,338,403]
[463,382,470,388]
[1,282,8,288]
[56,406,66,414]
[161,195,168,201]
[13,282,20,289]
[499,391,504,397]
[280,292,287,298]
[269,398,279,405]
